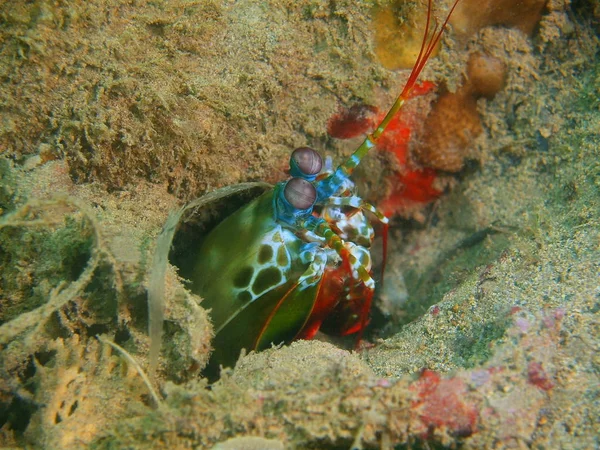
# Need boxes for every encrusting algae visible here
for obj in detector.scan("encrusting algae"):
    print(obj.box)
[1,0,599,449]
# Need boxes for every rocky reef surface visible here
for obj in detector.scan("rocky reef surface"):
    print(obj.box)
[0,0,598,448]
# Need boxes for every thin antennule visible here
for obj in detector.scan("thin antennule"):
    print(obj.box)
[404,0,435,97]
[372,0,461,141]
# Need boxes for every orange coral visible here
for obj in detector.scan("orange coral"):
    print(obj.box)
[466,52,508,99]
[414,52,506,172]
[413,88,482,172]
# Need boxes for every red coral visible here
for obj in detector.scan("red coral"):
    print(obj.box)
[527,361,554,391]
[411,369,478,437]
[429,305,440,316]
[326,81,443,217]
[327,104,378,139]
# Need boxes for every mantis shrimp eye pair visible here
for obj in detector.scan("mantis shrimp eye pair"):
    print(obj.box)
[284,147,322,210]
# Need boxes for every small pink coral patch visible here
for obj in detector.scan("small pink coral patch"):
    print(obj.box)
[542,307,566,329]
[411,370,478,437]
[527,361,554,391]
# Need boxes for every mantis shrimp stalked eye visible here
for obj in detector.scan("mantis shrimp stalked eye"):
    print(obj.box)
[282,178,317,212]
[289,147,323,181]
